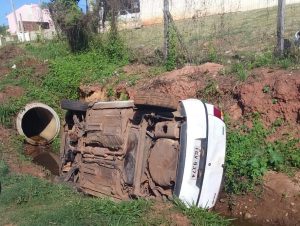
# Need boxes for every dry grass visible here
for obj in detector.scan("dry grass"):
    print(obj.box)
[121,3,300,63]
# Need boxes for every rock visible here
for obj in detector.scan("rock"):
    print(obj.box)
[219,198,225,203]
[79,85,107,102]
[244,212,252,219]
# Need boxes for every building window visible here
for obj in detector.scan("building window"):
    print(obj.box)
[41,22,50,29]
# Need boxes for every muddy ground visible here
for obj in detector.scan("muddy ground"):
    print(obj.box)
[0,46,299,225]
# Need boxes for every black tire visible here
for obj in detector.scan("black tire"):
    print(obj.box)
[60,99,88,112]
[134,91,178,111]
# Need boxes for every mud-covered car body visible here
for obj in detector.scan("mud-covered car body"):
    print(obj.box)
[60,96,226,208]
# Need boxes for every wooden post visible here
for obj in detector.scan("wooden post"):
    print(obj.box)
[277,0,286,56]
[19,13,26,42]
[163,0,170,60]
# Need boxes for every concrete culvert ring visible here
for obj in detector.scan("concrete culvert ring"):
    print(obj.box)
[16,103,60,145]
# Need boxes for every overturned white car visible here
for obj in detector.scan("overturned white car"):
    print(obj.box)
[59,93,226,208]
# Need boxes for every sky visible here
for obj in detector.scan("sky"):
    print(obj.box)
[0,0,87,25]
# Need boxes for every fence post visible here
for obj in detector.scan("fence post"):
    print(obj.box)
[276,0,286,56]
[163,0,170,60]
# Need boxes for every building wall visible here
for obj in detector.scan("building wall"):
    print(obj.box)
[6,4,55,34]
[140,0,300,25]
[0,36,6,47]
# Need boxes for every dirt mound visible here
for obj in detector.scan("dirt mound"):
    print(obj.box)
[0,125,11,143]
[0,46,48,80]
[0,46,25,78]
[0,67,10,78]
[0,85,24,104]
[0,125,46,178]
[124,63,232,101]
[0,45,25,65]
[215,171,300,226]
[20,58,49,78]
[0,85,25,104]
[236,68,300,125]
[79,85,108,102]
[148,201,190,226]
[118,65,299,139]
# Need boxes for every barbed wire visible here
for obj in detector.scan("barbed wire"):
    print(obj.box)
[118,0,300,63]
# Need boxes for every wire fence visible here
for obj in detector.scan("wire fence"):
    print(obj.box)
[119,0,300,64]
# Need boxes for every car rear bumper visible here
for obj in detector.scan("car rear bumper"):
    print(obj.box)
[174,99,226,209]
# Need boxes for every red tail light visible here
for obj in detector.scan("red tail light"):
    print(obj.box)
[214,107,224,121]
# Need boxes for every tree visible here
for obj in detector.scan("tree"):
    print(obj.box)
[48,0,88,52]
[0,25,8,36]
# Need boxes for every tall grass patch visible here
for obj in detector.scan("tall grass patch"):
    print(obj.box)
[0,174,150,226]
[225,118,300,194]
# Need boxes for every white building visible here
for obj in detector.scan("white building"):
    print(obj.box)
[6,4,55,41]
[138,0,300,25]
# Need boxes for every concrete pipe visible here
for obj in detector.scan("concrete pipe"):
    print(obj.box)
[16,103,60,145]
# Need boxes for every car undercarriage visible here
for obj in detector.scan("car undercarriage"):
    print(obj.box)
[59,93,226,208]
[60,96,184,201]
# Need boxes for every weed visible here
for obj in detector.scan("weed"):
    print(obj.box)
[272,98,278,104]
[0,160,9,177]
[231,63,248,81]
[225,118,300,194]
[25,41,70,60]
[51,137,61,154]
[196,79,220,102]
[165,28,178,71]
[278,58,293,69]
[105,31,129,62]
[208,44,218,62]
[148,66,167,76]
[271,117,284,128]
[127,75,140,87]
[248,51,273,69]
[165,27,186,71]
[119,92,129,101]
[107,86,115,98]
[262,85,270,93]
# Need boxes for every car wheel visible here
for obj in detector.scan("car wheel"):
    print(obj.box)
[134,91,178,111]
[60,99,89,112]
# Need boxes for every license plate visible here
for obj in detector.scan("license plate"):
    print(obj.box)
[191,139,201,180]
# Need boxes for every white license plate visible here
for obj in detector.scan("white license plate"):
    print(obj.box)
[191,139,201,180]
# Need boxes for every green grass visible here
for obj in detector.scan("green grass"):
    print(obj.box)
[0,172,151,226]
[25,40,70,60]
[0,38,128,127]
[174,199,231,226]
[225,117,300,194]
[227,50,299,80]
[0,162,230,226]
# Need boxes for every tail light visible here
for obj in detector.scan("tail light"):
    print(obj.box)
[213,107,224,121]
